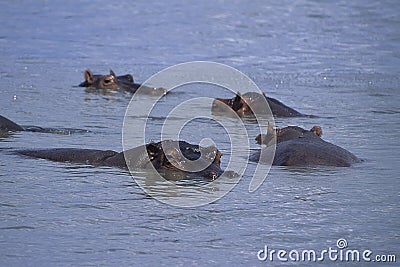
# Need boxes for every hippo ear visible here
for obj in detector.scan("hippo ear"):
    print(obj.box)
[310,126,322,137]
[84,70,94,84]
[234,92,242,100]
[110,70,116,77]
[231,92,243,110]
[126,74,134,83]
[146,142,160,156]
[213,150,223,166]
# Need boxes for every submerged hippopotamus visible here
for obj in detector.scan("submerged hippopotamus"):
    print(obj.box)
[18,140,225,180]
[79,69,167,96]
[250,125,360,167]
[212,92,305,117]
[0,115,88,134]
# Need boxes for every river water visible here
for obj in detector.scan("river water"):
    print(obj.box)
[0,0,399,266]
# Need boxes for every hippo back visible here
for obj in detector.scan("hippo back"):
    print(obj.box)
[274,136,360,167]
[0,115,24,132]
[18,148,118,165]
[112,145,151,169]
[251,134,360,167]
[266,97,304,117]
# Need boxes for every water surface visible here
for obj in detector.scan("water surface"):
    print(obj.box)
[0,0,399,266]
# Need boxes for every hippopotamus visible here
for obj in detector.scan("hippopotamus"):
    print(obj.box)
[212,92,305,117]
[0,115,88,134]
[17,140,225,180]
[250,125,360,167]
[79,69,167,96]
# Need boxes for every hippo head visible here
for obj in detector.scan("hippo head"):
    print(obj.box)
[79,69,167,95]
[145,141,223,180]
[212,92,267,117]
[212,93,243,114]
[80,69,136,90]
[81,69,120,90]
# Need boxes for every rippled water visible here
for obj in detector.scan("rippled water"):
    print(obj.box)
[1,0,399,266]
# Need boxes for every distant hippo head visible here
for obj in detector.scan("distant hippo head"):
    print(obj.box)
[79,69,167,95]
[79,70,128,90]
[212,92,268,117]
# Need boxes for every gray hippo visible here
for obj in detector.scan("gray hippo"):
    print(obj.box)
[250,125,360,167]
[212,92,305,117]
[18,140,226,180]
[79,69,167,96]
[0,115,88,134]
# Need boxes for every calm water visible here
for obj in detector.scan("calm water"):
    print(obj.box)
[1,0,399,266]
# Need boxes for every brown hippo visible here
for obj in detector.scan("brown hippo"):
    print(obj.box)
[0,115,88,134]
[250,125,360,167]
[212,92,305,117]
[79,69,167,96]
[18,140,225,180]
